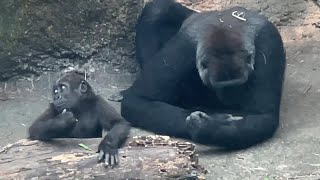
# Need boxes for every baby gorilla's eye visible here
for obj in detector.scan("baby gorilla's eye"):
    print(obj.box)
[61,85,66,90]
[54,89,58,94]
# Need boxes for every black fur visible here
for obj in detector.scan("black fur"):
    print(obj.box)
[121,0,286,149]
[29,70,130,167]
[135,0,194,68]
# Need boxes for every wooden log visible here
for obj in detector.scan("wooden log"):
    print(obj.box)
[0,135,207,180]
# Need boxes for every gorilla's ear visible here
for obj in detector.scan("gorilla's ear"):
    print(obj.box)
[79,80,88,93]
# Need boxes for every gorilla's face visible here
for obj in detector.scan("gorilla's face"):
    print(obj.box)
[196,26,255,89]
[52,74,91,113]
[196,50,254,89]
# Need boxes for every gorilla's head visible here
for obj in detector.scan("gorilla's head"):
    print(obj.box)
[52,70,95,113]
[196,26,254,89]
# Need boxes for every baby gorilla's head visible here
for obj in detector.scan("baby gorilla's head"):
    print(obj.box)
[52,70,94,113]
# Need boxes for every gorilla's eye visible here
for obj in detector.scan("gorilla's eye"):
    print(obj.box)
[54,89,58,94]
[61,85,66,90]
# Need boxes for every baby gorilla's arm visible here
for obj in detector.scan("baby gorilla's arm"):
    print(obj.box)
[96,97,131,168]
[28,104,77,141]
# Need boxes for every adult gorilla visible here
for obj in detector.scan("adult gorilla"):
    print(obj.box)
[121,0,286,149]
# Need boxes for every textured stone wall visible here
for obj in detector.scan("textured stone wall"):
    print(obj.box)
[0,0,318,81]
[0,0,143,80]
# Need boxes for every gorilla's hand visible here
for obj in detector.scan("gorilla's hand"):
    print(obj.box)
[56,110,77,128]
[186,111,243,138]
[97,138,119,168]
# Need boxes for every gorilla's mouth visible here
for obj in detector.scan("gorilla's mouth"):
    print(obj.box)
[53,102,67,112]
[198,65,250,89]
[211,76,247,88]
[210,72,248,89]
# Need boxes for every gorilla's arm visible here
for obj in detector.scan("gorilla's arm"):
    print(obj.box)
[123,91,279,149]
[96,97,130,166]
[28,103,76,141]
[122,94,191,138]
[122,92,279,148]
[186,112,279,149]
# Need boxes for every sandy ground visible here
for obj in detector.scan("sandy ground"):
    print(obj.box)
[1,1,320,180]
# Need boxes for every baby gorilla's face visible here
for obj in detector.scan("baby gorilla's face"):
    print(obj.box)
[52,73,91,113]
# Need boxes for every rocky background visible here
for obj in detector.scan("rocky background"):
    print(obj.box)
[0,0,320,179]
[0,0,319,81]
[0,0,143,81]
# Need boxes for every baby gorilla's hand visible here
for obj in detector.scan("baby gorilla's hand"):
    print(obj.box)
[56,109,77,128]
[97,139,119,168]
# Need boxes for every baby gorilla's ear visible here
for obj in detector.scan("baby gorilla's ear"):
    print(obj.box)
[79,80,88,93]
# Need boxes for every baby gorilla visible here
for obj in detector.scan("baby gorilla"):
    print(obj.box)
[28,70,130,168]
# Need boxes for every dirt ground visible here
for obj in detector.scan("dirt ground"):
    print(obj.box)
[0,1,320,179]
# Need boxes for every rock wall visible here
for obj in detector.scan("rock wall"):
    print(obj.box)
[0,0,143,81]
[0,0,319,81]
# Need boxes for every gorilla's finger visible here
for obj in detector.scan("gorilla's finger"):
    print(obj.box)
[232,116,243,121]
[98,151,105,162]
[110,155,115,167]
[104,153,110,167]
[115,155,119,165]
[225,114,232,118]
[227,115,243,121]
